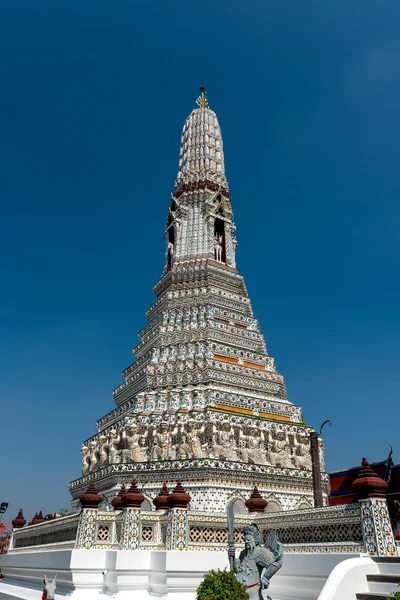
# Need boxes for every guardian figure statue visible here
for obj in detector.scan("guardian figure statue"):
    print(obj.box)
[234,524,283,600]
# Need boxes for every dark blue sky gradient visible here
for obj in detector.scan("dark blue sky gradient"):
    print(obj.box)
[1,0,399,519]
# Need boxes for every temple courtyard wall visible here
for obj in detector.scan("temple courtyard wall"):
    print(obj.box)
[2,495,398,599]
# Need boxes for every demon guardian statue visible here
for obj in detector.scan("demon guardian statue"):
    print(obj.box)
[234,524,283,600]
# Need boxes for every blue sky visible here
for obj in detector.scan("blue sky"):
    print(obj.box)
[1,0,399,520]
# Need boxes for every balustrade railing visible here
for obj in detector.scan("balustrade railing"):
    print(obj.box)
[10,513,80,553]
[8,501,395,557]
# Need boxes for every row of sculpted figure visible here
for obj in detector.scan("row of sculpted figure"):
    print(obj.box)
[151,341,213,364]
[80,421,324,476]
[159,305,214,330]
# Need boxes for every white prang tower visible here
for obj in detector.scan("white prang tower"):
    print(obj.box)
[69,88,325,513]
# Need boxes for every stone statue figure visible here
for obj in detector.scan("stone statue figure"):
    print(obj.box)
[97,435,109,469]
[214,234,223,262]
[240,427,267,465]
[213,421,239,461]
[43,574,57,600]
[271,430,291,468]
[80,445,90,476]
[151,421,178,461]
[167,240,174,267]
[108,429,122,465]
[151,347,160,363]
[234,524,283,600]
[180,420,205,459]
[89,440,98,472]
[122,425,148,462]
[292,434,311,470]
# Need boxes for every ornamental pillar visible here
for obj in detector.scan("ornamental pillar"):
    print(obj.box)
[75,482,102,549]
[310,431,323,508]
[165,481,191,551]
[119,481,144,550]
[353,458,396,557]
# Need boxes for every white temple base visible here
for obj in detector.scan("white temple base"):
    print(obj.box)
[0,549,364,600]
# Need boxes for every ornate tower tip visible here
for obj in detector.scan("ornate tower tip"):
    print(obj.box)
[196,86,208,108]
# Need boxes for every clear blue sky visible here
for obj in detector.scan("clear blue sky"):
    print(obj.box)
[1,0,399,521]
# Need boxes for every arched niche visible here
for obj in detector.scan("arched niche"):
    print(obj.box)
[214,217,226,263]
[226,491,248,516]
[213,196,226,263]
[232,499,247,514]
[166,226,175,270]
[265,501,282,513]
[141,498,152,511]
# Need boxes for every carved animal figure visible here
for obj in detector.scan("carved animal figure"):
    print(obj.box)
[214,234,223,261]
[43,574,57,600]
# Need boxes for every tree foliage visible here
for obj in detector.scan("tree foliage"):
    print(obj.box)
[197,569,249,600]
[59,508,74,516]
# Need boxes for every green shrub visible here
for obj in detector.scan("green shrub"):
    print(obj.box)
[387,584,400,599]
[197,569,248,600]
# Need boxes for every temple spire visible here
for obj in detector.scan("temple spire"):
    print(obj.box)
[175,87,227,190]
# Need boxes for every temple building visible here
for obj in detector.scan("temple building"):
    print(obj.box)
[3,89,398,600]
[69,88,327,513]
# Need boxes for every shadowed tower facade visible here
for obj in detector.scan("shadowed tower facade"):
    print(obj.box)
[69,89,325,513]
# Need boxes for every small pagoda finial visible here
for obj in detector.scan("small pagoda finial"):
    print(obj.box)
[196,86,208,108]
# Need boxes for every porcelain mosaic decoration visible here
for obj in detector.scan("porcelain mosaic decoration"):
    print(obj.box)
[69,89,327,514]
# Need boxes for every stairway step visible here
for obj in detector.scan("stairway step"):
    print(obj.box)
[372,557,400,563]
[356,594,393,600]
[367,573,400,584]
[375,562,400,575]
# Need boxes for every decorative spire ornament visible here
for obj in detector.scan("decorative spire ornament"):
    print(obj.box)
[79,482,102,509]
[245,486,268,513]
[168,481,191,509]
[111,484,127,511]
[153,483,171,511]
[352,458,388,499]
[196,86,208,108]
[125,480,145,508]
[12,509,26,529]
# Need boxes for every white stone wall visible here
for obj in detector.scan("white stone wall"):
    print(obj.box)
[0,549,365,600]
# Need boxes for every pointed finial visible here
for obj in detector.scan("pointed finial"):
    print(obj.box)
[196,86,208,108]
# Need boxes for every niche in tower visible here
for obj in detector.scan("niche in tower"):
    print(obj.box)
[167,226,175,270]
[214,216,226,263]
